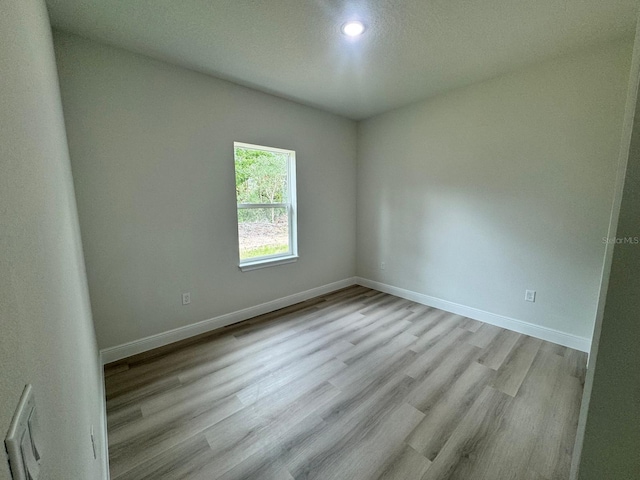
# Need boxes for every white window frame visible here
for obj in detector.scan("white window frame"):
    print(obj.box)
[234,142,298,271]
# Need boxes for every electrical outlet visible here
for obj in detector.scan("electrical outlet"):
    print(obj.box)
[380,261,385,270]
[525,290,536,302]
[182,292,191,305]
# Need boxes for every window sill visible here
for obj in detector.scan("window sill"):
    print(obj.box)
[239,255,299,272]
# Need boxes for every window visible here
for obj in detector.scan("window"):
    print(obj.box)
[234,142,298,271]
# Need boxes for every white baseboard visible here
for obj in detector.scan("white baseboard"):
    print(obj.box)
[97,352,110,479]
[100,277,357,364]
[100,275,589,364]
[355,277,591,352]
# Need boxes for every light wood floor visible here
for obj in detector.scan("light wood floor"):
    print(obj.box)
[104,286,587,480]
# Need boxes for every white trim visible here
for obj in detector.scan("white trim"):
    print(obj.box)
[98,352,110,479]
[237,203,288,209]
[100,277,357,364]
[239,255,298,271]
[234,141,294,155]
[100,275,590,364]
[355,277,591,352]
[287,152,297,258]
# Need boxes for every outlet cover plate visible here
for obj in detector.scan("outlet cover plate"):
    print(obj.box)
[5,384,41,480]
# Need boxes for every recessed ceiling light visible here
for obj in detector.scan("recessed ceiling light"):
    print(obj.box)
[341,20,365,37]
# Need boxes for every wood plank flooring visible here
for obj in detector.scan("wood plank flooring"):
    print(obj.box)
[104,286,587,480]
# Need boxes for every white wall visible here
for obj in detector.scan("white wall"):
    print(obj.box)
[53,32,357,351]
[357,39,632,344]
[0,1,106,479]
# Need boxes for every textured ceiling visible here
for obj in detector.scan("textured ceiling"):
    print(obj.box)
[46,0,637,119]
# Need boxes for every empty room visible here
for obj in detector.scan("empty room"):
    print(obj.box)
[2,1,640,479]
